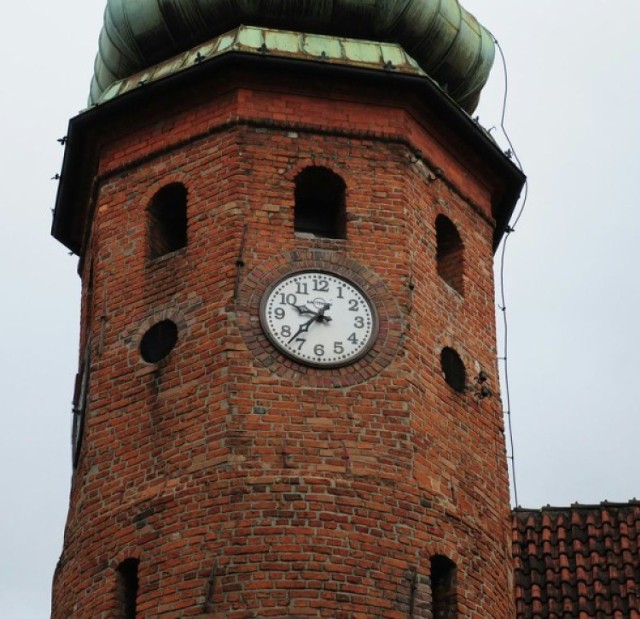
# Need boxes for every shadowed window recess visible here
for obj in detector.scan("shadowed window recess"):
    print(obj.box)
[116,558,139,619]
[294,167,346,239]
[140,320,178,363]
[431,555,457,618]
[147,183,187,258]
[440,347,466,393]
[436,215,464,294]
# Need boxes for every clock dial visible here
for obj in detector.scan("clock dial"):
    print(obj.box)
[260,271,377,367]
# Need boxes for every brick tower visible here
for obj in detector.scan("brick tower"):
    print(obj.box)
[51,2,524,617]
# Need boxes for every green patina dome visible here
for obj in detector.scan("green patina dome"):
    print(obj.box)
[91,0,495,112]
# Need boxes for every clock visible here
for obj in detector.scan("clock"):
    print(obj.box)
[260,270,378,367]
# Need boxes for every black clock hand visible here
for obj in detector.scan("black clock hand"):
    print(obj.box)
[287,303,332,343]
[288,302,333,320]
[288,314,317,343]
[316,303,332,322]
[288,302,315,315]
[288,302,333,321]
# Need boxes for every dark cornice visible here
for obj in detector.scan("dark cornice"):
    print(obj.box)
[52,50,525,257]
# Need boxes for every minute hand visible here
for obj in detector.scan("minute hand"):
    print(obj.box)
[287,315,317,343]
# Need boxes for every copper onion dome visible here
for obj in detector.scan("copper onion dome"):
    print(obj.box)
[90,0,495,112]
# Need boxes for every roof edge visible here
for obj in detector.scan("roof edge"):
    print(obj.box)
[53,45,523,257]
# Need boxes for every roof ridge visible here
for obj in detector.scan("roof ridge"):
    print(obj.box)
[513,500,640,513]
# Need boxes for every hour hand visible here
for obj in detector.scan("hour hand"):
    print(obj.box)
[289,302,332,322]
[288,302,315,315]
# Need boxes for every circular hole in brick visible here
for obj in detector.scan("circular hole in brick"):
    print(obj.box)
[140,320,178,363]
[440,347,466,392]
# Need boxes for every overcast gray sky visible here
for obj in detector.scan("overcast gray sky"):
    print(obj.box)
[1,1,638,617]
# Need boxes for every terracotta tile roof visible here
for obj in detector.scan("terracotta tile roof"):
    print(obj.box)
[512,502,640,617]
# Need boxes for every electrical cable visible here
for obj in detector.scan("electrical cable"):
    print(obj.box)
[492,36,529,508]
[495,38,528,227]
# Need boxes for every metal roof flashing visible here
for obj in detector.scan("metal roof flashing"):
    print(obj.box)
[90,0,495,113]
[94,27,427,106]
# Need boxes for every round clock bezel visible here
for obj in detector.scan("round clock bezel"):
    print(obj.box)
[259,269,379,369]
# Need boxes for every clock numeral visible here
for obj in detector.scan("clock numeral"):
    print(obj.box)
[333,341,344,355]
[348,333,358,345]
[279,293,298,306]
[348,299,359,312]
[313,279,329,292]
[281,325,292,337]
[354,316,365,329]
[336,286,344,299]
[294,338,305,351]
[314,344,325,357]
[296,282,309,295]
[274,307,285,320]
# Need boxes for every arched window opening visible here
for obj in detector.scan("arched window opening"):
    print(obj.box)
[440,347,466,393]
[147,183,187,258]
[294,167,346,239]
[436,215,464,294]
[431,555,457,618]
[116,558,139,619]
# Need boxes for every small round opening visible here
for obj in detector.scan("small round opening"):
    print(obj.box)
[140,320,178,363]
[440,347,466,392]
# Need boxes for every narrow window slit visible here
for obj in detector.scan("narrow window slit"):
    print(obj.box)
[431,555,457,618]
[116,558,139,619]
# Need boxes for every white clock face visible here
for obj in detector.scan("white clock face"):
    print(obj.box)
[260,271,377,367]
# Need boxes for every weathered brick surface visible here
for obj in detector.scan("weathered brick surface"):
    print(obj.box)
[53,66,514,617]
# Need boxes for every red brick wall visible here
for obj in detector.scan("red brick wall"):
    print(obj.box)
[53,66,513,617]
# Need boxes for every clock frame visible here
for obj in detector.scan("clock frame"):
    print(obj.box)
[259,270,379,368]
[236,249,402,387]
